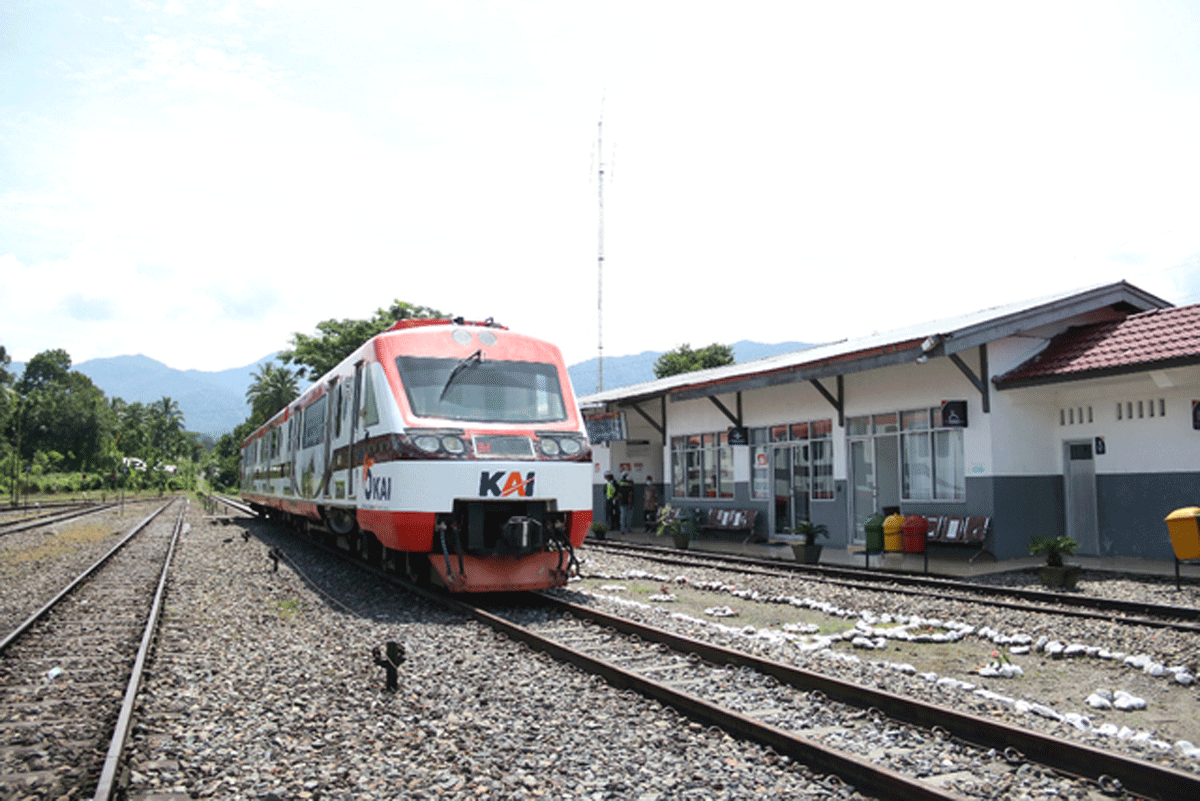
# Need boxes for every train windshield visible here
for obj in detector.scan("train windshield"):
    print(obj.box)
[395,355,568,423]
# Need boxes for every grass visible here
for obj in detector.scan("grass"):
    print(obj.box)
[272,598,304,619]
[0,520,116,566]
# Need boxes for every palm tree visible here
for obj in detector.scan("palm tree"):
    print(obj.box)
[246,363,300,425]
[149,396,185,456]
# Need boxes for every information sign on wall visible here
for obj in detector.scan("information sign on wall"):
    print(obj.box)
[941,400,968,428]
[584,412,627,443]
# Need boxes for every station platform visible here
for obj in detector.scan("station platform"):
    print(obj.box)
[594,529,1188,582]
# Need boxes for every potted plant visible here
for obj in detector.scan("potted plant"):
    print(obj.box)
[589,521,610,541]
[656,505,697,550]
[1029,535,1082,589]
[791,520,829,564]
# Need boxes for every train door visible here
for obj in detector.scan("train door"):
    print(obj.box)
[348,362,363,499]
[1063,440,1099,555]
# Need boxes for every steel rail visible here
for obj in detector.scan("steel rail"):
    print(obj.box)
[590,540,1200,630]
[211,494,256,516]
[260,522,966,800]
[534,592,1200,801]
[92,501,187,801]
[0,500,175,653]
[245,510,1200,798]
[0,501,119,536]
[415,585,966,801]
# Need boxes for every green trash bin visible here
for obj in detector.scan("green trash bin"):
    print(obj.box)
[864,514,885,553]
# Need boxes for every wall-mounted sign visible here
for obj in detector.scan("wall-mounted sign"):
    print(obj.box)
[728,426,749,446]
[1094,436,1106,455]
[584,412,627,443]
[941,400,968,428]
[1193,400,1200,430]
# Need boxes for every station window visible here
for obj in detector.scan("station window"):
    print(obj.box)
[748,418,834,503]
[896,408,964,501]
[671,431,734,499]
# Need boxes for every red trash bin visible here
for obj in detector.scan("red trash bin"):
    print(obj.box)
[902,514,928,553]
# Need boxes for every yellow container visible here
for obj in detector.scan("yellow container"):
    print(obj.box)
[883,512,905,552]
[1165,507,1200,561]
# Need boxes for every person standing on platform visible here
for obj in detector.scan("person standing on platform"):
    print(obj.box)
[618,471,635,534]
[604,471,619,531]
[642,476,659,532]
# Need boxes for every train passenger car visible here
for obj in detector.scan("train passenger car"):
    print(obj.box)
[240,318,592,591]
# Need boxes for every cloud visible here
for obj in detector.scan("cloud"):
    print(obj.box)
[63,293,117,321]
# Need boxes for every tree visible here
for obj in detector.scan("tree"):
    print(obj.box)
[0,345,13,439]
[652,343,736,379]
[15,348,71,394]
[246,362,300,426]
[280,300,444,379]
[12,350,113,470]
[148,396,186,459]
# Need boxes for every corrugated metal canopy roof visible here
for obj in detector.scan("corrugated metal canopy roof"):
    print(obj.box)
[578,281,1170,408]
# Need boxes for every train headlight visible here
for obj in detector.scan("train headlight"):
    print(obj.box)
[559,437,582,456]
[413,435,441,453]
[441,435,466,455]
[540,438,561,456]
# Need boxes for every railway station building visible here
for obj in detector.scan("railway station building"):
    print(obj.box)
[578,281,1200,561]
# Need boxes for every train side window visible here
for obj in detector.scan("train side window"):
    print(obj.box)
[361,367,380,427]
[303,396,327,448]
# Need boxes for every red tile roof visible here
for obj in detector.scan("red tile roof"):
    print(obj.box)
[995,304,1200,387]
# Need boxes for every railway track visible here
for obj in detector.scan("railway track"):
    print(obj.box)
[0,501,124,537]
[588,539,1200,633]
[461,592,1200,801]
[244,506,1200,800]
[0,499,184,799]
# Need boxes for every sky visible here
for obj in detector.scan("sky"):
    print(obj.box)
[3,0,1200,382]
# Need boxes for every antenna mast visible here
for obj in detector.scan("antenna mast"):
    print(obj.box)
[596,110,606,392]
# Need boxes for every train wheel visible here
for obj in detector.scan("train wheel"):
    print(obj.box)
[326,507,357,536]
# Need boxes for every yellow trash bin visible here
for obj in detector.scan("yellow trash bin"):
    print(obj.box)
[883,512,904,552]
[1165,507,1200,561]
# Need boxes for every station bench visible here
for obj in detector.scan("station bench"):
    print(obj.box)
[854,514,991,570]
[924,515,992,563]
[700,508,759,542]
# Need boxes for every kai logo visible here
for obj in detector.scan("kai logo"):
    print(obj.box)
[363,466,392,501]
[479,470,535,498]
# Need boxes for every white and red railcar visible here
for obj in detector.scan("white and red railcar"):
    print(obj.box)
[240,318,592,591]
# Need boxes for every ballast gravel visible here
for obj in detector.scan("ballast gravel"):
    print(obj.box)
[568,548,1200,777]
[122,515,852,800]
[6,508,1198,800]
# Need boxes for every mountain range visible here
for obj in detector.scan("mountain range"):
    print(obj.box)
[9,340,811,437]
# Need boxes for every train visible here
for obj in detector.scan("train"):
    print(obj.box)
[240,317,592,591]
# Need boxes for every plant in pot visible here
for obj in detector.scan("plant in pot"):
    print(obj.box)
[589,521,610,541]
[1029,535,1081,589]
[656,505,697,550]
[791,520,829,564]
